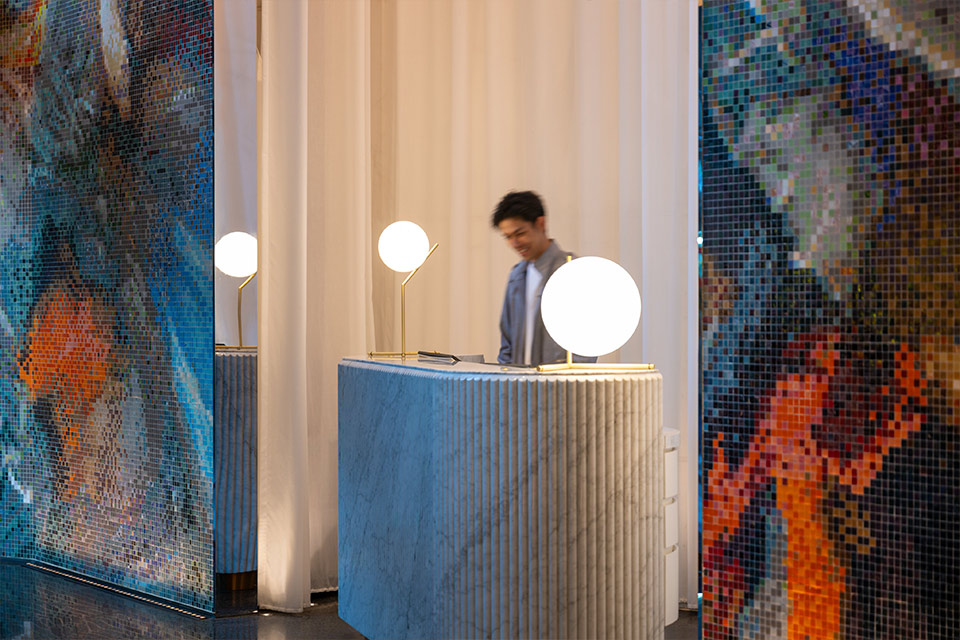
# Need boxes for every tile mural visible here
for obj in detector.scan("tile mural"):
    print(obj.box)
[0,0,214,610]
[701,1,959,638]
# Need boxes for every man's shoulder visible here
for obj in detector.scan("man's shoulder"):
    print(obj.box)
[542,242,575,274]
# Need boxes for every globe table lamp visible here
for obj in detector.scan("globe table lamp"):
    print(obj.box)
[537,256,653,373]
[215,231,258,348]
[369,221,439,359]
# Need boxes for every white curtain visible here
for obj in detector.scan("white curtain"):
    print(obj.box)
[258,0,699,612]
[304,0,375,595]
[214,0,257,346]
[258,0,311,613]
[636,0,700,610]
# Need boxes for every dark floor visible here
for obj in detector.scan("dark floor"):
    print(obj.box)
[0,561,699,639]
[666,609,700,640]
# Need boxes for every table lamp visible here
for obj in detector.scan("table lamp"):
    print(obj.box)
[215,231,258,348]
[537,256,652,372]
[369,221,438,359]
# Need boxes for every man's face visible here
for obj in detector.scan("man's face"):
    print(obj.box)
[498,216,550,262]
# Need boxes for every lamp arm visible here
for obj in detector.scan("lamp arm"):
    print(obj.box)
[237,270,257,348]
[401,242,439,286]
[238,271,257,292]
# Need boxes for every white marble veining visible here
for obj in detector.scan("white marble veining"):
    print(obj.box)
[338,358,663,640]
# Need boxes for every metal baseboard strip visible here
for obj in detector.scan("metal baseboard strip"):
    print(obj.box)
[24,562,210,619]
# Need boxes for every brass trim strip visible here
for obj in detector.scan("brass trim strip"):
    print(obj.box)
[25,563,208,618]
[536,363,656,373]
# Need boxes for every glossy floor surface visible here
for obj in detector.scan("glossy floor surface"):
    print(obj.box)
[0,562,362,640]
[666,609,700,640]
[0,561,699,639]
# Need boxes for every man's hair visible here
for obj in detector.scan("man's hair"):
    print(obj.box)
[491,191,545,228]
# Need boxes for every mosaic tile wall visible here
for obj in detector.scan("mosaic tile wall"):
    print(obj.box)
[0,0,214,610]
[701,1,960,638]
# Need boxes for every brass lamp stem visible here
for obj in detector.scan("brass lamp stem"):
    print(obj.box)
[399,242,438,360]
[237,271,256,348]
[370,242,439,359]
[565,254,572,365]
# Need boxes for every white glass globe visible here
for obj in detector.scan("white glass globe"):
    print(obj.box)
[215,232,258,278]
[540,257,641,358]
[378,221,430,273]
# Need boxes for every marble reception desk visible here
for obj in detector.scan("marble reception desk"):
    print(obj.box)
[338,358,664,640]
[213,348,257,579]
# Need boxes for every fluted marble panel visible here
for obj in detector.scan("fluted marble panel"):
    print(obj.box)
[214,349,258,575]
[338,359,663,640]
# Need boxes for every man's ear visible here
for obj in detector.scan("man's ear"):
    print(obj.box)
[535,216,546,233]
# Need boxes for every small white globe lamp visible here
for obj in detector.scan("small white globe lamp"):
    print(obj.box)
[215,232,258,347]
[378,221,431,272]
[371,221,439,358]
[538,256,651,372]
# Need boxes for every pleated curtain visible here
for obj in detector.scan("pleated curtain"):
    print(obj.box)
[258,0,311,613]
[257,0,698,613]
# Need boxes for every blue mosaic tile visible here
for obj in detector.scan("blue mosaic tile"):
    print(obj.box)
[0,0,214,611]
[702,1,960,637]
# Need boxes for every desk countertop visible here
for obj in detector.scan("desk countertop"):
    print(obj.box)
[342,356,658,377]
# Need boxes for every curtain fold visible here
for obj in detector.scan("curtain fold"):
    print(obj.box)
[258,0,698,611]
[257,0,311,613]
[305,0,375,593]
[637,0,700,608]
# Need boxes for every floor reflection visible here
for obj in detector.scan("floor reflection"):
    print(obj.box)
[0,562,212,639]
[0,560,699,639]
[0,562,361,640]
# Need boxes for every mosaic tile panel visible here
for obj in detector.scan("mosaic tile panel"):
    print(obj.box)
[701,1,960,638]
[0,0,214,611]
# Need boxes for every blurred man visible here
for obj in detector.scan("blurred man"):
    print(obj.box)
[492,190,594,366]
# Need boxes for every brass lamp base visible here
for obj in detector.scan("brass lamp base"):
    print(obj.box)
[368,351,419,358]
[536,349,655,373]
[537,362,656,373]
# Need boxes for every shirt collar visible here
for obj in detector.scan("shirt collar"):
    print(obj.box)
[533,240,563,275]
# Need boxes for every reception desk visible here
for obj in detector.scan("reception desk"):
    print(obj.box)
[214,348,258,583]
[338,358,664,640]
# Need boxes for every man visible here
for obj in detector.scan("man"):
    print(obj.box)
[492,191,595,366]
